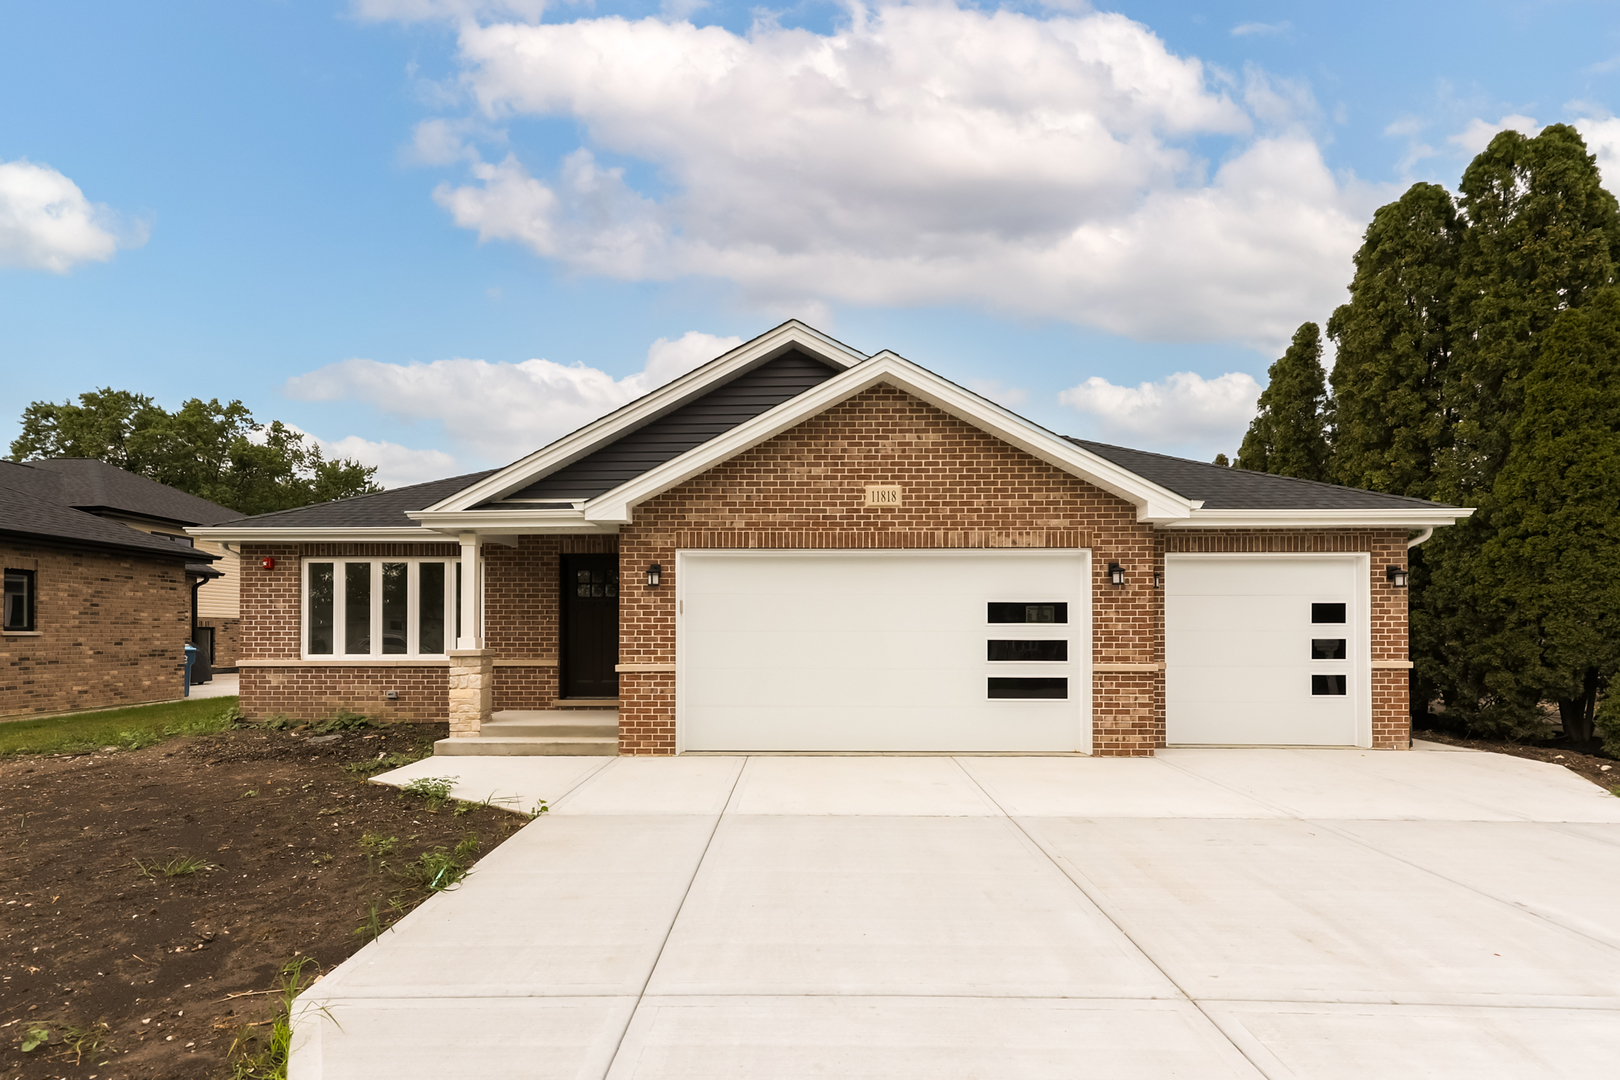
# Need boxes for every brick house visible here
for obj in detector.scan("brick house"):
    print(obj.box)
[193,322,1469,756]
[0,469,221,719]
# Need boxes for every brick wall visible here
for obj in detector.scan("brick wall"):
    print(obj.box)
[238,542,458,722]
[483,535,617,709]
[197,617,240,669]
[1,539,191,719]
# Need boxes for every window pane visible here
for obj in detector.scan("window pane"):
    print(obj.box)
[1311,638,1347,660]
[987,639,1068,662]
[381,563,407,654]
[987,602,1068,624]
[308,563,334,654]
[3,569,32,631]
[1311,602,1346,624]
[988,677,1068,699]
[346,562,372,655]
[419,562,445,655]
[1312,674,1348,696]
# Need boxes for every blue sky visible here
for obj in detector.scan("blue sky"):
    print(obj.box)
[3,0,1618,485]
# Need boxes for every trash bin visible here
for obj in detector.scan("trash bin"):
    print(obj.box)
[184,643,197,698]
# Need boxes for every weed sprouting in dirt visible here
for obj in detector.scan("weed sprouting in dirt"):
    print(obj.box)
[358,832,399,871]
[19,1025,51,1052]
[311,710,374,735]
[59,1021,111,1064]
[399,775,458,811]
[352,833,483,942]
[342,746,431,777]
[226,955,323,1080]
[133,853,218,878]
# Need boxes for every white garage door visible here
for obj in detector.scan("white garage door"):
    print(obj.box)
[1165,554,1369,747]
[678,550,1091,752]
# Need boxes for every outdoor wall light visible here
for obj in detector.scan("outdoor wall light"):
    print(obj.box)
[1153,572,1164,590]
[1107,562,1126,587]
[1386,565,1409,588]
[647,563,663,588]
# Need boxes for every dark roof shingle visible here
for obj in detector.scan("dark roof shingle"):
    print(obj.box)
[211,471,500,530]
[7,458,241,526]
[1067,439,1457,511]
[0,481,213,562]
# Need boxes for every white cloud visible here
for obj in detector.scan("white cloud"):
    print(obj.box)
[317,435,461,489]
[284,330,744,464]
[0,158,140,273]
[1448,114,1540,155]
[1231,21,1289,37]
[1059,370,1261,454]
[415,3,1374,348]
[1576,116,1620,188]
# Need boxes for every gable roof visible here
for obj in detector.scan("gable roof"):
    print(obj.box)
[11,458,240,527]
[0,476,215,563]
[193,321,1471,540]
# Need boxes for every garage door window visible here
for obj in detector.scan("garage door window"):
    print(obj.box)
[1312,674,1348,696]
[1311,638,1347,660]
[988,677,1068,699]
[1311,602,1346,623]
[988,602,1067,623]
[987,639,1068,662]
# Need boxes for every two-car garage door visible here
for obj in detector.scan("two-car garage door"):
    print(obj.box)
[678,550,1091,752]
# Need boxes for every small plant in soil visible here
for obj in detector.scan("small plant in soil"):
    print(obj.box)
[226,955,322,1080]
[343,746,431,777]
[399,775,458,810]
[133,853,218,878]
[59,1021,111,1065]
[311,710,374,735]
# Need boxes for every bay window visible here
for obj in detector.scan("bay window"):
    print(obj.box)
[303,558,457,658]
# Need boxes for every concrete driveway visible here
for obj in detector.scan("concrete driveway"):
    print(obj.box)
[291,747,1620,1079]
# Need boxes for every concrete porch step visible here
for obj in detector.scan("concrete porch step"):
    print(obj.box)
[485,710,619,737]
[434,736,618,756]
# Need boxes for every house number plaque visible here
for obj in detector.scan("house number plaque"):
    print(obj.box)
[864,485,903,507]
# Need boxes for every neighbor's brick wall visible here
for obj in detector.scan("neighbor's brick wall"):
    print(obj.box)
[237,542,458,722]
[483,535,618,709]
[1162,528,1412,748]
[617,383,1166,755]
[197,617,240,669]
[1,540,191,719]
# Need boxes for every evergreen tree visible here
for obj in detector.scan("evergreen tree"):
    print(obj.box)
[1421,125,1620,730]
[8,390,381,515]
[1235,321,1331,481]
[1328,183,1460,500]
[1468,287,1620,745]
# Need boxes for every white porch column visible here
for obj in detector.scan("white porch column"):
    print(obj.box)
[449,531,492,737]
[456,531,481,650]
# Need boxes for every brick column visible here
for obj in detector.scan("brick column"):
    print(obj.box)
[447,649,493,738]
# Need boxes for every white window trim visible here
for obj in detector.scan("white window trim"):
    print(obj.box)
[301,557,455,660]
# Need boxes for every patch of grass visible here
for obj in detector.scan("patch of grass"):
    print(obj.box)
[133,854,217,878]
[352,833,483,943]
[398,775,458,811]
[0,698,240,758]
[342,746,431,778]
[226,955,323,1080]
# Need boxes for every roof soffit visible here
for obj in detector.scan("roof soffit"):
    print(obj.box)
[582,352,1196,526]
[426,321,868,513]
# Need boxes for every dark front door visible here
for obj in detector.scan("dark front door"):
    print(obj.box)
[561,554,620,698]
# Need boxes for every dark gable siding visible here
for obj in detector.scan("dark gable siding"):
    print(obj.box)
[504,350,842,502]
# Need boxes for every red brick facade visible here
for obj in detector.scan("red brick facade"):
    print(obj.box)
[1,539,191,719]
[232,383,1413,752]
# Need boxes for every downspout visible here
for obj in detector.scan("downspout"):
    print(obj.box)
[190,576,202,644]
[1406,527,1434,550]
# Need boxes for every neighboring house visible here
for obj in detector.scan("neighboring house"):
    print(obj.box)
[0,467,220,718]
[192,322,1471,756]
[2,458,244,669]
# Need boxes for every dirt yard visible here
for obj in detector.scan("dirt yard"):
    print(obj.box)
[0,722,528,1079]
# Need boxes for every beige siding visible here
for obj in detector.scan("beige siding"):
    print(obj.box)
[99,515,240,619]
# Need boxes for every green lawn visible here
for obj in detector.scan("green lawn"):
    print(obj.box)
[0,697,241,757]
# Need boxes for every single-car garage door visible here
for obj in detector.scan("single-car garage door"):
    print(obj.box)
[1165,554,1370,747]
[678,550,1091,752]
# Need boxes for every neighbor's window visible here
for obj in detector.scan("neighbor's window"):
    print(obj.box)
[3,569,34,632]
[303,559,453,658]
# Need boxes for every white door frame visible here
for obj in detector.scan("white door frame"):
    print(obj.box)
[674,548,1093,754]
[1164,551,1372,749]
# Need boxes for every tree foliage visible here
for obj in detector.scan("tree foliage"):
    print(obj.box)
[8,390,380,516]
[1235,321,1332,481]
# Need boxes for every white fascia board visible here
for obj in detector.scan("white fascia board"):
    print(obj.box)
[1163,507,1475,530]
[584,352,1197,525]
[185,527,446,543]
[407,510,618,536]
[423,321,868,513]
